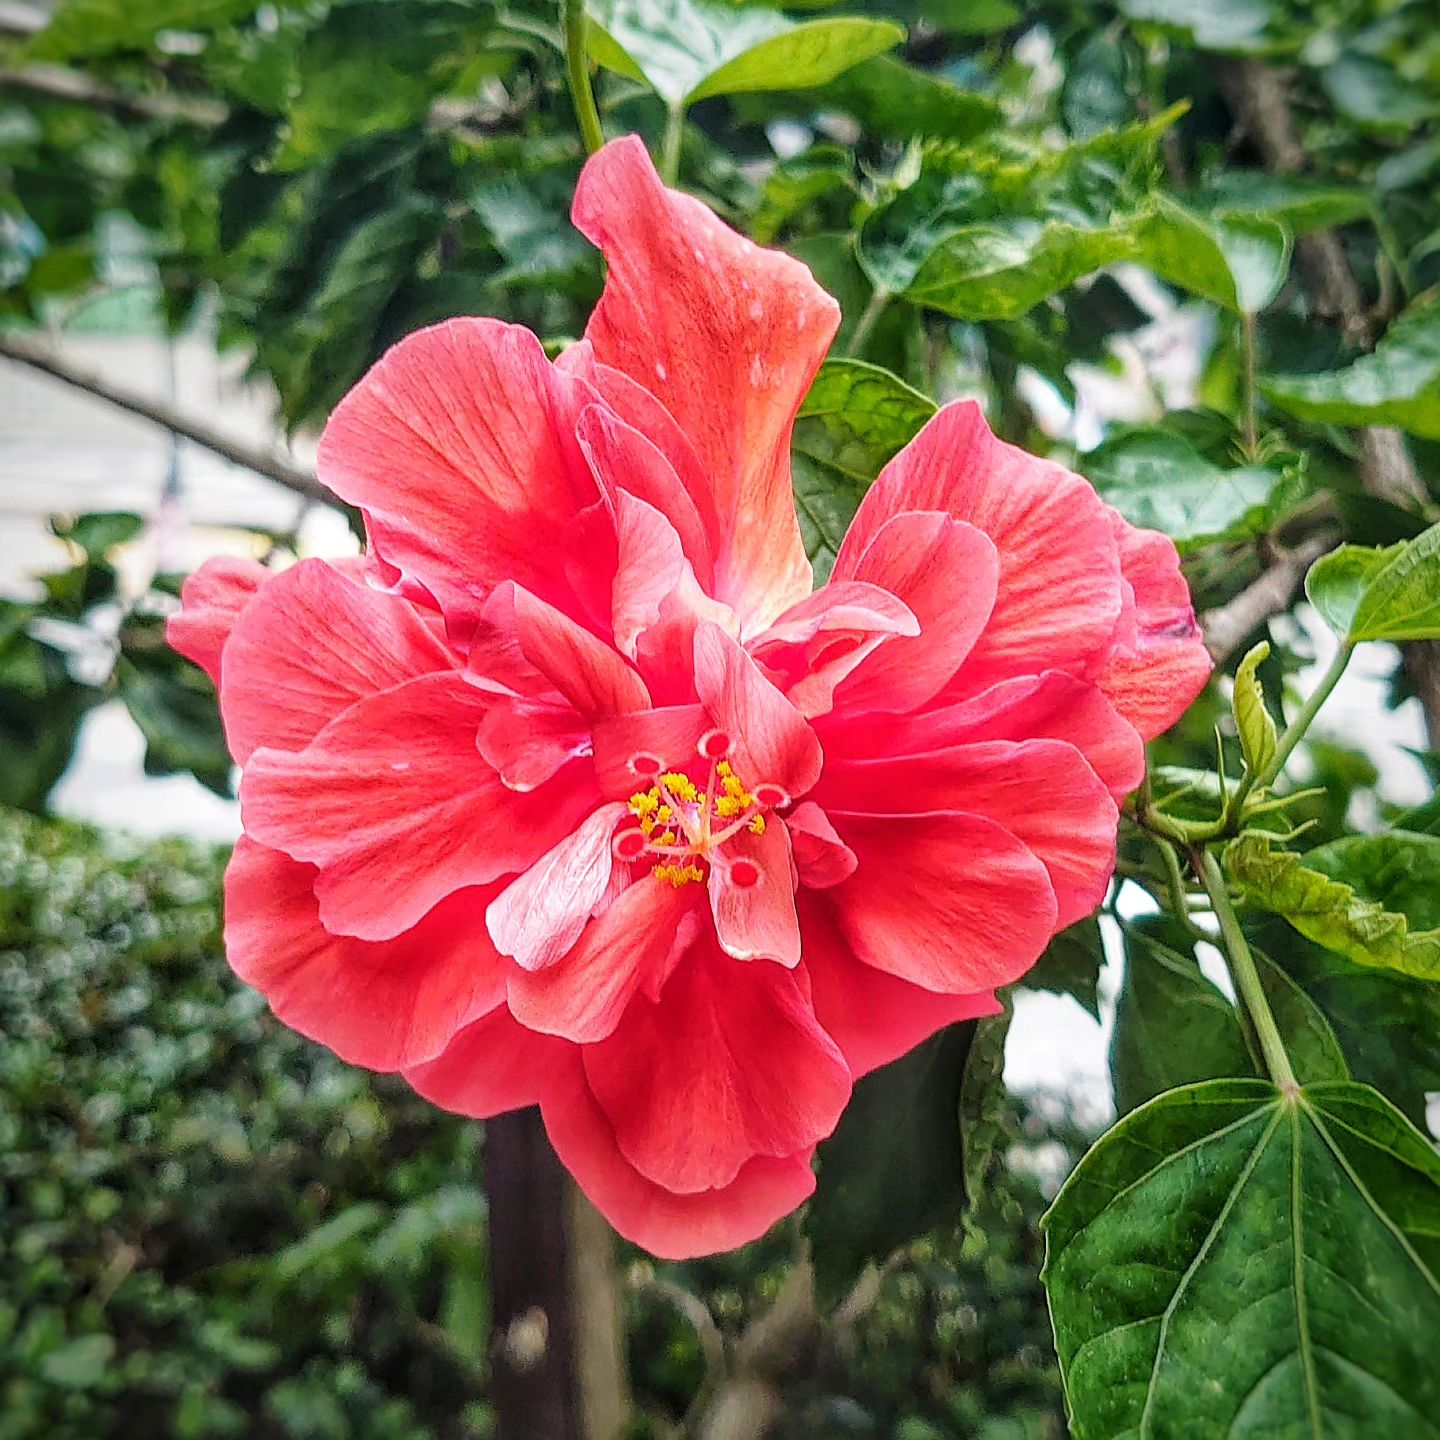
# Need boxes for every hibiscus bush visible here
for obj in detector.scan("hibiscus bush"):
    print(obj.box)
[4,0,1440,1437]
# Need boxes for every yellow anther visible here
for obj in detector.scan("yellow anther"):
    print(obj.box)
[721,774,746,799]
[639,816,656,836]
[654,829,677,847]
[716,760,733,778]
[715,795,745,819]
[652,862,705,888]
[659,772,698,802]
[628,790,659,817]
[749,814,767,835]
[655,804,672,825]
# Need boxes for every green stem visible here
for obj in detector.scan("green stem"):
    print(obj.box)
[845,286,891,358]
[1229,641,1353,819]
[660,102,685,185]
[1157,838,1206,940]
[561,0,604,156]
[1197,849,1297,1092]
[1239,311,1258,458]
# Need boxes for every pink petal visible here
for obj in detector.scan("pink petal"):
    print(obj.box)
[1092,512,1212,740]
[609,490,689,660]
[785,801,857,889]
[486,802,628,972]
[219,558,455,764]
[693,622,822,800]
[508,878,702,1043]
[836,400,1123,687]
[315,318,601,636]
[582,937,850,1193]
[240,671,595,941]
[707,820,801,967]
[591,704,711,798]
[493,582,651,719]
[748,581,918,718]
[541,1056,818,1260]
[225,837,506,1071]
[827,812,1058,993]
[823,740,1116,929]
[799,895,1000,1078]
[166,555,270,684]
[572,136,840,634]
[476,697,593,792]
[836,511,1000,713]
[405,1006,575,1119]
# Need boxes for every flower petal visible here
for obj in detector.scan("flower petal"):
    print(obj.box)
[225,838,506,1071]
[476,697,593,792]
[823,739,1117,929]
[1093,511,1212,740]
[487,802,629,973]
[590,703,711,798]
[572,136,840,634]
[508,878,702,1043]
[836,511,1000,713]
[219,558,455,764]
[609,490,689,660]
[707,820,801,967]
[836,400,1122,686]
[405,1006,574,1119]
[693,622,822,799]
[240,672,595,941]
[799,895,1000,1078]
[826,811,1058,993]
[542,1056,817,1260]
[583,936,850,1193]
[166,555,269,685]
[315,317,601,636]
[785,801,857,890]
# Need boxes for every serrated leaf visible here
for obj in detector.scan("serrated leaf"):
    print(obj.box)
[1044,1079,1440,1440]
[792,359,935,580]
[1233,640,1278,778]
[1111,921,1252,1115]
[1304,525,1440,643]
[1081,427,1292,550]
[958,997,1012,1209]
[586,0,901,107]
[1263,292,1440,439]
[1225,832,1440,982]
[797,55,1001,143]
[1304,541,1405,640]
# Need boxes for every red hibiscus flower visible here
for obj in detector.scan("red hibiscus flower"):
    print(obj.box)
[169,136,1211,1259]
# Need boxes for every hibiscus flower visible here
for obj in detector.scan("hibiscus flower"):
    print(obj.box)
[169,135,1210,1259]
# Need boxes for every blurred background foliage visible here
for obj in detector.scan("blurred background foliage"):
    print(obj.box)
[3,0,1440,1435]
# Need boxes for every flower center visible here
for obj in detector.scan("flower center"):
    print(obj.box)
[612,731,788,887]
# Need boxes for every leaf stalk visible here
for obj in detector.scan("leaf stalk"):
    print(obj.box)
[561,0,604,156]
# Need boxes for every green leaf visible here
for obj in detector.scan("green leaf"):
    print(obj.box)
[1081,427,1292,550]
[1044,1079,1440,1440]
[1117,0,1286,54]
[116,652,232,796]
[586,0,901,107]
[1319,56,1436,132]
[799,56,1001,143]
[958,998,1013,1209]
[29,0,258,60]
[51,511,144,560]
[1251,949,1350,1085]
[274,1203,387,1280]
[1185,172,1373,236]
[1110,922,1252,1115]
[1233,640,1278,779]
[1136,197,1292,312]
[39,1334,116,1389]
[792,359,935,581]
[1263,292,1440,439]
[808,1022,976,1300]
[1025,917,1104,1020]
[1225,832,1440,982]
[1304,541,1404,640]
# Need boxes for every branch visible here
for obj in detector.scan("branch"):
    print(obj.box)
[0,332,333,506]
[1199,537,1331,666]
[0,64,227,124]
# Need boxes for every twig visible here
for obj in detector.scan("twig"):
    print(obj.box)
[0,332,333,505]
[631,1269,726,1431]
[0,65,227,125]
[1198,536,1331,665]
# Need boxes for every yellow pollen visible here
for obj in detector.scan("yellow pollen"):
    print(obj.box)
[652,862,705,887]
[654,829,677,847]
[749,814,767,835]
[659,772,698,802]
[639,816,656,836]
[655,804,673,825]
[716,760,733,778]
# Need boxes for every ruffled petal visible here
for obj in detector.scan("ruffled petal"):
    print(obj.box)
[835,511,999,713]
[315,318,601,636]
[572,136,840,634]
[508,878,702,1043]
[1093,511,1212,740]
[707,819,801,967]
[224,838,505,1071]
[219,559,455,764]
[542,1056,817,1260]
[582,936,850,1193]
[591,704,711,799]
[240,671,595,941]
[799,895,1000,1079]
[785,802,857,889]
[486,802,628,972]
[836,400,1123,688]
[476,697,593,792]
[405,1006,575,1119]
[166,555,270,685]
[748,581,918,718]
[821,739,1116,929]
[826,811,1058,993]
[693,622,822,800]
[609,490,690,660]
